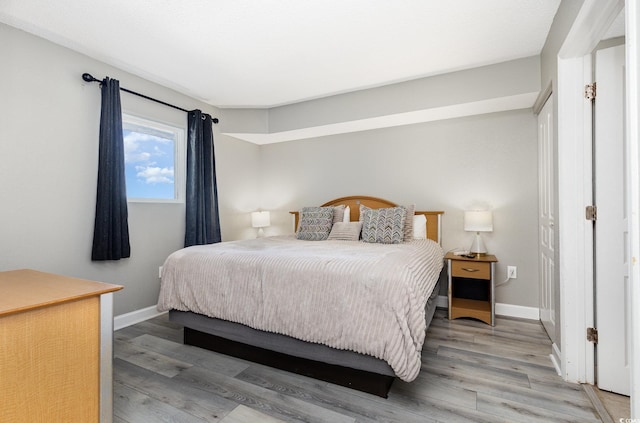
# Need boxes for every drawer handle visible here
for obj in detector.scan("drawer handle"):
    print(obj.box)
[461,267,479,272]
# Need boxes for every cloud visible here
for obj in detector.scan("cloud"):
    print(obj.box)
[124,131,171,164]
[135,166,174,184]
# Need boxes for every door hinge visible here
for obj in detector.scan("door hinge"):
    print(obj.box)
[587,327,598,344]
[586,205,597,221]
[585,82,597,100]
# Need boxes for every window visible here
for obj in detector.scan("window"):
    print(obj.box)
[122,114,185,202]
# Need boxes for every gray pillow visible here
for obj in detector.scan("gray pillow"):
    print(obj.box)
[404,204,415,240]
[296,207,334,241]
[360,206,406,244]
[327,222,363,241]
[332,205,346,224]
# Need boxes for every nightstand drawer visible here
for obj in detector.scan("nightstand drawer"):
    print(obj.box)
[451,260,490,280]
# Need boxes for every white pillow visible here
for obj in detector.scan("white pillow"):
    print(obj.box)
[413,214,427,239]
[343,206,351,222]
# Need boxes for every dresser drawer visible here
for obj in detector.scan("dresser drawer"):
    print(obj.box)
[451,260,490,280]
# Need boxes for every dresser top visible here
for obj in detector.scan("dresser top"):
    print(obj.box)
[0,269,123,317]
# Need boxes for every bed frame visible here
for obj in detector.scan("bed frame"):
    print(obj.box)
[170,196,444,397]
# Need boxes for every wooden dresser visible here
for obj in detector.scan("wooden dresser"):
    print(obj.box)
[0,269,123,423]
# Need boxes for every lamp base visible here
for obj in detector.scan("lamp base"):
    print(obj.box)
[469,232,487,256]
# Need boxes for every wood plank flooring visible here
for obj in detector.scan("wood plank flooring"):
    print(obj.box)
[114,309,604,422]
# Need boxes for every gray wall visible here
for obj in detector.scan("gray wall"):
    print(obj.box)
[0,23,262,315]
[255,50,541,309]
[540,0,585,90]
[259,110,539,307]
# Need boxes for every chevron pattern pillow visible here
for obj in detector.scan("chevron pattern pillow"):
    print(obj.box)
[296,206,335,240]
[360,206,407,244]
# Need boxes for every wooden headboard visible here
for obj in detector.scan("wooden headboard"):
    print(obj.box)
[290,195,444,244]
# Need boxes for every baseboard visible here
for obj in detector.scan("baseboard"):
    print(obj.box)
[550,342,562,376]
[114,305,166,331]
[437,295,540,321]
[495,302,540,320]
[120,298,539,331]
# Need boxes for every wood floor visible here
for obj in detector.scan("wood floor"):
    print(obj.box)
[113,309,605,422]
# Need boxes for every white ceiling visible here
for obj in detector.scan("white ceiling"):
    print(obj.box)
[1,1,561,109]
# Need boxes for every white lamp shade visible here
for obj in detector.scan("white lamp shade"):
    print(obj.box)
[251,211,271,228]
[464,210,493,232]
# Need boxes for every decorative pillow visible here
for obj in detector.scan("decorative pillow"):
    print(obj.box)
[413,214,427,239]
[328,221,363,241]
[296,207,334,240]
[343,206,351,222]
[333,205,346,224]
[359,204,415,241]
[360,205,406,244]
[404,204,415,241]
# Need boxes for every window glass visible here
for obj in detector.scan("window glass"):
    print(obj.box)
[122,114,184,202]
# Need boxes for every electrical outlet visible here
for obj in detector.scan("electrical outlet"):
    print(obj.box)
[158,266,163,279]
[507,266,517,279]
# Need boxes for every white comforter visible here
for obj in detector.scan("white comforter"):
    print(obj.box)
[157,235,444,381]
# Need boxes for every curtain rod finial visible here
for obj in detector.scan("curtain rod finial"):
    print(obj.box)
[82,73,100,83]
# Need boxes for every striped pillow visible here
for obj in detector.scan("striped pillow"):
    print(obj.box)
[328,222,363,241]
[332,205,346,224]
[404,204,415,240]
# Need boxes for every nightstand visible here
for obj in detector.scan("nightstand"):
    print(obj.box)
[445,252,498,326]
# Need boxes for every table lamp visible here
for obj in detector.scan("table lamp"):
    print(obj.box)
[464,210,493,256]
[251,211,270,238]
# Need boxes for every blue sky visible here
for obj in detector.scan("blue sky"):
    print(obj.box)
[123,129,175,199]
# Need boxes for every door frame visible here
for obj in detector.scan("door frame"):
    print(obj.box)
[556,0,624,386]
[626,0,640,416]
[557,50,595,385]
[594,43,629,395]
[557,0,640,418]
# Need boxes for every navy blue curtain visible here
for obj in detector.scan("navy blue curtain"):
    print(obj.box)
[91,78,131,260]
[184,110,221,247]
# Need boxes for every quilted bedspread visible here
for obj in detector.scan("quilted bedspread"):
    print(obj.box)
[157,235,444,381]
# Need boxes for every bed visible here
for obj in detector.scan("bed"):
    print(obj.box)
[158,196,444,397]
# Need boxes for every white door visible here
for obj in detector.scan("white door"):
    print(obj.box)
[538,95,557,345]
[595,44,630,396]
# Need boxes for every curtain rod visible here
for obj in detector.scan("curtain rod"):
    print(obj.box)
[82,73,219,124]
